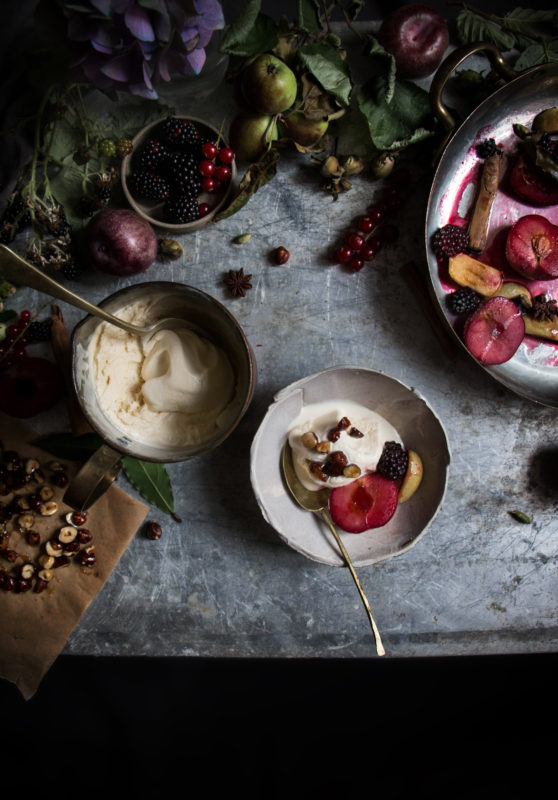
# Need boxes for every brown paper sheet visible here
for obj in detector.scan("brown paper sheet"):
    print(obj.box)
[0,415,149,699]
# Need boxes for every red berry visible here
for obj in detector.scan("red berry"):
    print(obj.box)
[202,141,218,159]
[335,245,353,263]
[198,159,215,177]
[346,232,364,251]
[360,245,376,261]
[212,179,222,192]
[198,203,211,216]
[367,207,384,225]
[218,147,234,164]
[348,257,364,272]
[201,176,215,193]
[367,235,383,254]
[19,310,31,323]
[12,345,26,358]
[357,216,374,233]
[6,325,19,341]
[214,164,231,183]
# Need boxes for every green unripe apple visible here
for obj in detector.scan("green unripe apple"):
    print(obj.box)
[279,112,329,147]
[229,109,279,162]
[241,54,297,115]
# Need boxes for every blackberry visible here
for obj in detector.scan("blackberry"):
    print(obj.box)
[98,138,117,158]
[116,138,133,158]
[128,170,170,202]
[158,117,201,151]
[135,138,170,170]
[476,138,502,158]
[376,442,409,481]
[165,152,201,196]
[27,319,52,342]
[60,261,82,280]
[163,195,199,224]
[432,224,469,258]
[447,286,482,315]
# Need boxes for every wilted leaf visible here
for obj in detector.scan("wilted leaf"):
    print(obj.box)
[300,73,343,120]
[298,43,352,106]
[365,35,397,104]
[214,147,280,220]
[357,76,434,151]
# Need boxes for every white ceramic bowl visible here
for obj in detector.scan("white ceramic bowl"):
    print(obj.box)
[121,115,236,233]
[250,366,450,567]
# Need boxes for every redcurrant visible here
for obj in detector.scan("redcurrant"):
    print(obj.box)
[360,245,376,261]
[357,216,374,233]
[218,147,234,164]
[19,310,31,323]
[214,165,231,183]
[199,203,211,216]
[201,176,215,193]
[335,245,353,263]
[347,257,364,272]
[367,207,384,225]
[346,232,364,251]
[6,324,19,341]
[202,141,218,159]
[198,159,215,177]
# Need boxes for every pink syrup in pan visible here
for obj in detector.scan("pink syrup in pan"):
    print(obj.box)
[436,123,558,364]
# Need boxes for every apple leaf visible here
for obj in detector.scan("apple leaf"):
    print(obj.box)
[121,456,180,520]
[296,0,322,35]
[456,9,518,52]
[365,35,397,104]
[220,0,278,57]
[298,43,353,106]
[357,76,434,151]
[514,41,558,72]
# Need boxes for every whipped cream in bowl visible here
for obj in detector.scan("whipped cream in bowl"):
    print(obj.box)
[250,367,450,567]
[72,282,256,464]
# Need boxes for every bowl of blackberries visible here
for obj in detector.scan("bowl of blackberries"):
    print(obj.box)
[121,115,236,233]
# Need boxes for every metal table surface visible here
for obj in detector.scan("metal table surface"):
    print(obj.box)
[11,62,558,661]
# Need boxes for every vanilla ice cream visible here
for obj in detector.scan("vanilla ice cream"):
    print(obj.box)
[87,298,237,448]
[288,399,402,491]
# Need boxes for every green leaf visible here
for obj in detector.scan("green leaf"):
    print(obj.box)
[121,457,179,520]
[357,76,434,151]
[456,9,517,51]
[220,0,278,57]
[0,309,17,323]
[514,41,558,72]
[503,8,558,41]
[298,43,353,106]
[366,35,397,104]
[214,146,280,220]
[32,432,104,461]
[296,0,322,35]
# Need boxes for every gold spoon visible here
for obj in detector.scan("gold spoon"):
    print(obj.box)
[0,244,190,338]
[281,441,385,656]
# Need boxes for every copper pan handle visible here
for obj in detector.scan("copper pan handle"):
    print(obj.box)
[430,43,517,158]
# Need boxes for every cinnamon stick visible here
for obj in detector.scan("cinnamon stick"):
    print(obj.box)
[468,153,503,252]
[49,304,92,437]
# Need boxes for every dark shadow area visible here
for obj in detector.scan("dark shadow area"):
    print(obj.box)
[1,653,556,794]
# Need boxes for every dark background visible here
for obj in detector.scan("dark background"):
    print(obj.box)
[2,1,558,790]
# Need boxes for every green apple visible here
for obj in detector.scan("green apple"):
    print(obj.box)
[241,54,297,115]
[229,110,279,162]
[278,112,328,147]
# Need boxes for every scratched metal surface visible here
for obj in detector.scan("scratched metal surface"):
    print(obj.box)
[13,54,558,659]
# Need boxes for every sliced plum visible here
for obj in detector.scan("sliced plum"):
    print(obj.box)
[463,296,525,366]
[508,154,558,207]
[329,472,399,534]
[505,214,558,280]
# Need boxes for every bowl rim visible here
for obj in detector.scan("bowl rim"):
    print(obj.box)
[120,114,237,233]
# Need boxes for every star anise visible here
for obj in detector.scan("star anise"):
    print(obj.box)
[225,268,252,297]
[531,294,558,321]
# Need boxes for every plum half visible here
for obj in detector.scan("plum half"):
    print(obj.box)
[329,472,398,533]
[505,214,558,280]
[463,296,525,366]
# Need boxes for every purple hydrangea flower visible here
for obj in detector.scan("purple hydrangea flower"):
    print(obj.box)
[55,0,225,99]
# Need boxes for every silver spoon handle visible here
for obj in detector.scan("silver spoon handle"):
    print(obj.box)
[319,507,386,657]
[0,244,140,335]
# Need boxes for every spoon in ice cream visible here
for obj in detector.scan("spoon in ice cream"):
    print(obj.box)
[281,441,385,657]
[0,245,190,338]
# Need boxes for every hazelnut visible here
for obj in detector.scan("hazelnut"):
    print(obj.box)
[53,555,70,569]
[27,530,41,546]
[25,458,40,475]
[17,513,34,530]
[274,246,290,265]
[16,578,32,593]
[58,525,77,544]
[49,461,65,472]
[2,574,16,591]
[45,539,63,557]
[300,431,318,450]
[38,569,53,582]
[323,451,348,477]
[343,464,361,479]
[40,501,58,516]
[66,510,87,526]
[316,441,331,454]
[63,541,81,557]
[51,472,69,488]
[77,528,92,544]
[34,578,48,594]
[20,563,35,580]
[39,485,54,501]
[16,495,31,511]
[38,554,55,570]
[79,545,96,567]
[349,427,364,438]
[3,549,17,563]
[144,521,162,540]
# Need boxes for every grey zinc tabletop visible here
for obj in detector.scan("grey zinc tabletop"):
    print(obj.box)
[15,60,558,660]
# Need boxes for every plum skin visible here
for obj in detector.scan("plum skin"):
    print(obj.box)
[83,209,158,276]
[378,3,449,79]
[505,214,558,280]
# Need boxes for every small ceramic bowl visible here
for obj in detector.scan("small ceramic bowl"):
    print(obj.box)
[121,115,236,233]
[72,281,256,463]
[250,366,450,567]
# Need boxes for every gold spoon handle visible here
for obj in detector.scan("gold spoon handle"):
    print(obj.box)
[318,508,385,657]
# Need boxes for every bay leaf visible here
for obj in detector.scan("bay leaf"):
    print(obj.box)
[122,456,179,520]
